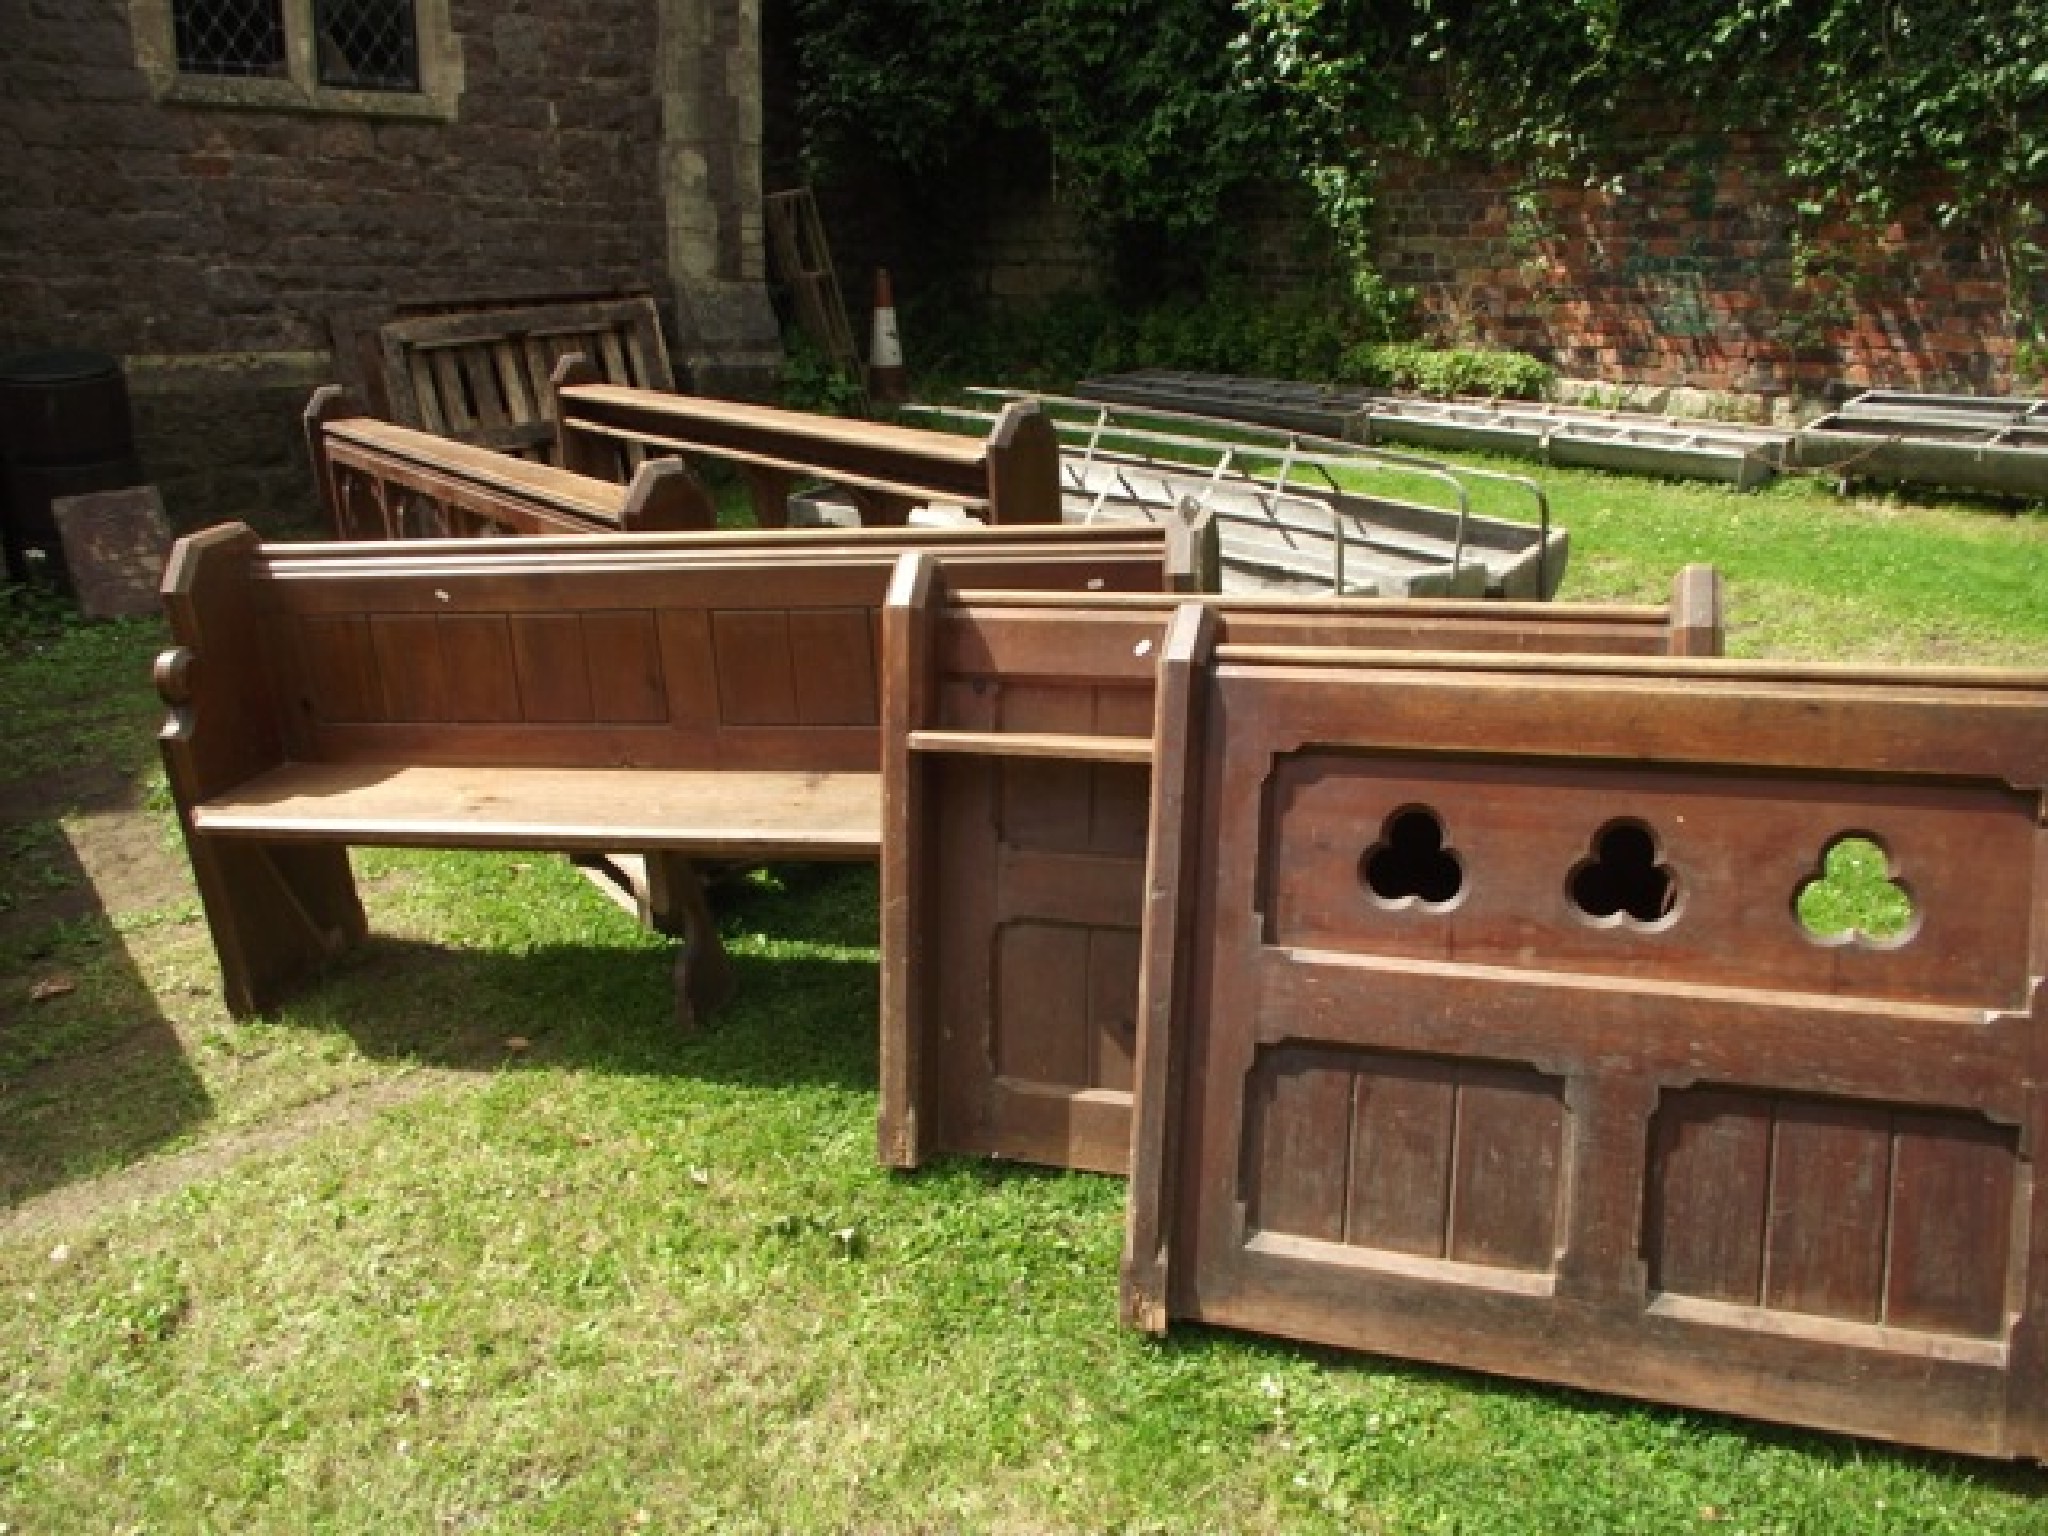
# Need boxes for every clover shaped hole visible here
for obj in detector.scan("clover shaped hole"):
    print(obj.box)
[1569,819,1679,928]
[1360,807,1464,910]
[1795,834,1917,946]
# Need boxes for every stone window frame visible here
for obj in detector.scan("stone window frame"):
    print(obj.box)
[129,0,461,121]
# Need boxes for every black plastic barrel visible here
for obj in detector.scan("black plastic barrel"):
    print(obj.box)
[0,349,145,585]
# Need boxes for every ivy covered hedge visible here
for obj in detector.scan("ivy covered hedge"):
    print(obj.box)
[905,291,1555,399]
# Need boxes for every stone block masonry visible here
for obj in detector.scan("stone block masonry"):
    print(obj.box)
[0,1,774,534]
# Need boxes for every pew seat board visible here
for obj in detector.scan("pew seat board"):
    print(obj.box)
[191,763,882,859]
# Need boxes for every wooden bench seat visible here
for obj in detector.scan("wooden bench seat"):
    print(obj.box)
[159,522,1173,1025]
[553,363,1062,528]
[188,764,881,857]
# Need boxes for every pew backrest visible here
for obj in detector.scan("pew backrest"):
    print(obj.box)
[553,363,1063,529]
[305,386,714,540]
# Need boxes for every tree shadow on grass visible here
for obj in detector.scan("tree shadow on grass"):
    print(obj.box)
[0,794,211,1211]
[2,842,887,1211]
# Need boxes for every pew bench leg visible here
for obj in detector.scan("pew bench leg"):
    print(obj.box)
[189,838,366,1016]
[644,852,736,1033]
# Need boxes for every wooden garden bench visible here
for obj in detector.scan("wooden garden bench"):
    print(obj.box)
[550,359,1063,529]
[157,522,1175,1024]
[331,291,675,463]
[305,386,715,540]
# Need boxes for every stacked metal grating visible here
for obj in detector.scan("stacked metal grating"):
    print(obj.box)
[1076,371,1793,490]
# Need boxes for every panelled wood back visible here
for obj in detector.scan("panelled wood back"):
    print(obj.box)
[1123,639,2048,1460]
[262,557,882,773]
[158,525,1175,1020]
[243,531,1176,778]
[877,565,1725,1175]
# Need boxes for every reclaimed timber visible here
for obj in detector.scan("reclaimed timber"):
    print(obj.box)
[375,294,673,463]
[554,370,1062,527]
[1122,636,2048,1459]
[763,188,872,418]
[305,386,712,540]
[876,563,1725,1176]
[158,523,1174,1027]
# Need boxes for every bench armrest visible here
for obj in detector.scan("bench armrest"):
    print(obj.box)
[157,523,287,807]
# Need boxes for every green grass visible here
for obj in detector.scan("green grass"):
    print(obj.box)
[2,465,2046,1533]
[1514,470,2048,664]
[1376,454,2046,664]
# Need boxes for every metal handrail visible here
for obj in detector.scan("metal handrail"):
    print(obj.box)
[910,394,1561,598]
[935,393,1522,586]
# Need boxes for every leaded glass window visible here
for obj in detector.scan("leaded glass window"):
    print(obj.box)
[173,0,287,78]
[313,0,420,92]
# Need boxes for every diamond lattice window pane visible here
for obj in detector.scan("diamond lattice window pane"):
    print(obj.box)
[174,0,287,78]
[314,0,421,91]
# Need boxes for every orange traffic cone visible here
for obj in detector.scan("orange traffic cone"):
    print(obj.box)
[868,268,907,403]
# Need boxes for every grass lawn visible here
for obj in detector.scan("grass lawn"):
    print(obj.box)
[1,458,2045,1533]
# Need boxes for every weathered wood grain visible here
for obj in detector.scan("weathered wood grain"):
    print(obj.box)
[1124,635,2048,1459]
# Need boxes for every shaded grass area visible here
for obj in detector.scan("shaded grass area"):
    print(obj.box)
[2,466,2046,1531]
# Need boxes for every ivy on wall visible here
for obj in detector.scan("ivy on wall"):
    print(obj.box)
[1234,0,2048,345]
[784,0,2048,361]
[786,0,1268,264]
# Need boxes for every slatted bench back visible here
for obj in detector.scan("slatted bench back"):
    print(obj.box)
[1121,636,2048,1460]
[877,562,1725,1175]
[377,295,673,462]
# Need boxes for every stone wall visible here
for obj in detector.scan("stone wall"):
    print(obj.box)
[0,1,769,535]
[1376,139,2042,416]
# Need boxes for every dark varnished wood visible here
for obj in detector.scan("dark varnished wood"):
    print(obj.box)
[306,386,713,540]
[555,377,1062,527]
[1123,638,2048,1459]
[159,526,1173,1023]
[878,566,1727,1179]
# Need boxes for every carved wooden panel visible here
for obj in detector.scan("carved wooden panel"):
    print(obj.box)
[878,569,1727,1176]
[1125,643,2048,1459]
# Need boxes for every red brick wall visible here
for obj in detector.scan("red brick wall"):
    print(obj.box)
[1376,138,2042,409]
